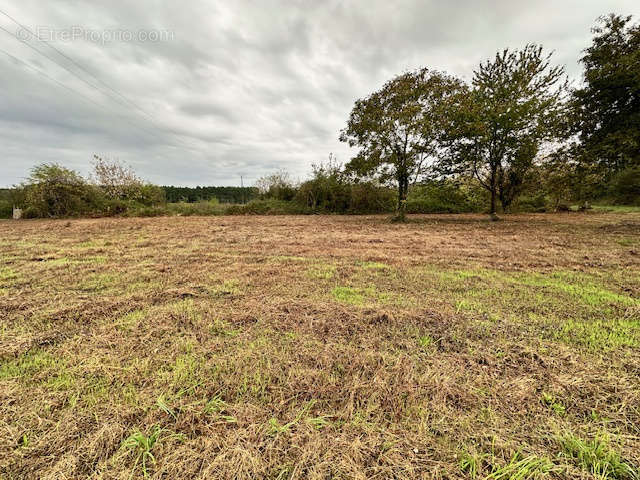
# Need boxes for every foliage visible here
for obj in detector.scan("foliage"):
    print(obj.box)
[441,45,569,216]
[406,178,486,213]
[574,14,640,178]
[19,163,102,218]
[91,155,142,199]
[348,181,396,213]
[255,169,297,201]
[162,185,258,204]
[92,156,165,207]
[537,151,577,210]
[608,167,640,205]
[122,426,163,478]
[295,156,351,212]
[341,68,463,220]
[295,158,395,214]
[0,200,11,219]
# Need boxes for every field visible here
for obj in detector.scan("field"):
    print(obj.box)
[1,213,639,479]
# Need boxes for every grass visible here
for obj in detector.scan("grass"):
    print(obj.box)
[557,433,638,479]
[122,426,164,478]
[1,212,639,478]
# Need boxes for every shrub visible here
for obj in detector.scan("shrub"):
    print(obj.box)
[348,182,395,213]
[166,199,225,216]
[0,200,12,219]
[609,167,640,205]
[295,160,351,212]
[255,170,298,201]
[406,179,485,214]
[513,193,548,213]
[21,164,104,218]
[240,199,309,215]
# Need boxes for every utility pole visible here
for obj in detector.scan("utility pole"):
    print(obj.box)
[240,175,244,204]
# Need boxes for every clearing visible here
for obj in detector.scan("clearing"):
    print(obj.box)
[1,213,639,479]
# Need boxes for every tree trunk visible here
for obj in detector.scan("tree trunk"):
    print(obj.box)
[394,174,408,222]
[489,164,499,221]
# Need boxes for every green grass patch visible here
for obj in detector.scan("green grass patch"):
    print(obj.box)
[557,432,637,479]
[357,261,389,270]
[307,264,336,280]
[0,350,59,380]
[77,273,118,292]
[0,267,18,285]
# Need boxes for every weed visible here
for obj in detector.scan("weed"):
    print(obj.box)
[418,335,434,349]
[459,451,487,479]
[357,261,389,270]
[557,433,638,479]
[306,415,332,430]
[204,393,227,414]
[541,392,566,416]
[156,395,177,420]
[122,426,163,478]
[0,267,18,285]
[266,401,315,436]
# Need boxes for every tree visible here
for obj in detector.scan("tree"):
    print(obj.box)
[296,154,350,211]
[92,155,164,206]
[21,163,99,217]
[92,155,143,200]
[441,45,569,218]
[254,169,297,200]
[574,14,640,178]
[539,149,577,211]
[340,68,463,221]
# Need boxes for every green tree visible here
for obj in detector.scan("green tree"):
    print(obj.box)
[296,155,350,212]
[574,14,640,178]
[255,169,297,201]
[21,163,100,217]
[340,68,463,221]
[441,45,569,218]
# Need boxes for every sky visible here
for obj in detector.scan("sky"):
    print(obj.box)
[0,1,638,187]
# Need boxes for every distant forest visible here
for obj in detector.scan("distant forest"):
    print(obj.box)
[161,186,259,204]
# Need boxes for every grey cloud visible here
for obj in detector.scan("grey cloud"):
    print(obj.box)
[1,0,639,187]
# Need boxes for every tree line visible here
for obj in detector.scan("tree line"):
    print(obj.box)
[2,14,637,219]
[337,14,639,220]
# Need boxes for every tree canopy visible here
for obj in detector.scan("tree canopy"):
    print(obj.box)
[439,45,569,216]
[574,14,640,177]
[340,68,463,220]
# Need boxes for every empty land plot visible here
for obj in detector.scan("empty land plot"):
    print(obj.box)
[1,213,639,479]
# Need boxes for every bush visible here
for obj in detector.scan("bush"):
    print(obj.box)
[166,199,225,216]
[609,167,640,205]
[513,193,548,213]
[295,160,351,212]
[126,205,168,217]
[256,170,298,201]
[0,200,12,219]
[348,182,395,213]
[406,179,485,214]
[20,164,104,218]
[239,199,309,215]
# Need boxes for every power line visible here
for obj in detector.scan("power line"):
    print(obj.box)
[0,47,177,146]
[0,8,155,117]
[0,12,197,150]
[0,24,137,113]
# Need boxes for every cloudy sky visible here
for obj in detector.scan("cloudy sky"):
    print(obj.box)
[1,1,638,187]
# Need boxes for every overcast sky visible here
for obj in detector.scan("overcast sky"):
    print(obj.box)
[1,1,638,187]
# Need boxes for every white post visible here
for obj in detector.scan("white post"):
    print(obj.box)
[12,207,22,220]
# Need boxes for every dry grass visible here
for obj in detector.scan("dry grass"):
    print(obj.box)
[0,213,639,479]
